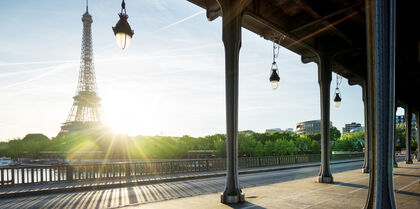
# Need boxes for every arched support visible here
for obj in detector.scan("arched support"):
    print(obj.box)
[405,106,413,164]
[317,53,333,183]
[362,82,371,173]
[364,0,396,208]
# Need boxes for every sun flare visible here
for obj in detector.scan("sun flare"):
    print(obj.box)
[101,91,163,136]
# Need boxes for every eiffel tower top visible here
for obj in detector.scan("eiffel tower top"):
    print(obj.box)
[58,1,105,136]
[82,0,92,23]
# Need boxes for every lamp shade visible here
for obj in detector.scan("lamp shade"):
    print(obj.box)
[269,69,280,90]
[333,92,342,108]
[113,13,134,50]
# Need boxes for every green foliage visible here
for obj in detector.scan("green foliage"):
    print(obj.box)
[333,131,364,152]
[213,137,226,157]
[0,130,362,159]
[294,137,311,154]
[310,140,321,154]
[305,133,320,142]
[411,139,417,151]
[395,125,405,150]
[330,126,341,141]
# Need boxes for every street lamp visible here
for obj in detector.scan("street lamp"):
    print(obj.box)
[333,74,342,108]
[333,89,342,108]
[270,65,280,89]
[269,42,280,90]
[113,0,134,50]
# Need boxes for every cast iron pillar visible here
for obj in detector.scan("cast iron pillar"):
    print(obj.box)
[417,111,420,161]
[364,0,396,208]
[393,106,398,168]
[220,0,245,204]
[362,82,371,173]
[405,106,413,164]
[317,54,333,183]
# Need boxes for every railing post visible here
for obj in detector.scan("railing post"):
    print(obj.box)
[21,168,24,184]
[67,165,73,181]
[126,163,131,177]
[11,168,15,185]
[1,168,4,185]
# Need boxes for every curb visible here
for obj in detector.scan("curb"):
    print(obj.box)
[0,159,363,199]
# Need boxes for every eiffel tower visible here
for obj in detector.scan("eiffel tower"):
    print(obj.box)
[59,2,106,136]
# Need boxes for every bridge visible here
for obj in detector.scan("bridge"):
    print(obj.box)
[0,159,418,208]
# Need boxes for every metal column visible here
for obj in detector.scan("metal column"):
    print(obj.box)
[362,82,371,173]
[364,0,396,208]
[220,0,245,204]
[405,106,413,164]
[416,111,420,161]
[317,54,333,183]
[393,107,398,168]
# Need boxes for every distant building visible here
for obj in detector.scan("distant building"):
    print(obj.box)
[240,130,255,134]
[396,114,416,127]
[296,120,332,135]
[395,114,417,139]
[350,126,364,133]
[342,122,362,133]
[265,128,295,134]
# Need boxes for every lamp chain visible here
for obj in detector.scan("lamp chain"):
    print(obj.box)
[336,74,342,93]
[272,42,279,64]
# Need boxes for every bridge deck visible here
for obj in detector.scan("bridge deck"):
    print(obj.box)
[0,160,418,209]
[132,161,420,209]
[0,158,362,198]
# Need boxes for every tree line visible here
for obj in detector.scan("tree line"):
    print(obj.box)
[0,125,416,159]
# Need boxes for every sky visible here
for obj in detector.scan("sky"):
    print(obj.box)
[0,0,377,141]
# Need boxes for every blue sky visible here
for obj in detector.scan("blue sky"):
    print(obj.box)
[0,0,372,140]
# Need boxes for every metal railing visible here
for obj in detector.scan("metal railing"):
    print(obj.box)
[0,153,363,186]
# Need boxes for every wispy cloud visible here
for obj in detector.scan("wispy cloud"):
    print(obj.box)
[0,63,75,89]
[0,59,78,66]
[157,10,205,31]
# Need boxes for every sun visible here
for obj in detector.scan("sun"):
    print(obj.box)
[100,91,162,136]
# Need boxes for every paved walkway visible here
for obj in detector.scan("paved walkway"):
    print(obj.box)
[0,160,367,208]
[128,161,420,209]
[0,158,362,198]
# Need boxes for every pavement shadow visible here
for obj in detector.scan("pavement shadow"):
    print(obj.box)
[397,166,420,170]
[395,190,420,197]
[332,181,368,189]
[393,173,420,178]
[225,201,266,209]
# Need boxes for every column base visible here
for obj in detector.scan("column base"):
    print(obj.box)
[317,176,333,183]
[405,160,413,164]
[362,167,370,173]
[393,162,398,168]
[221,192,245,204]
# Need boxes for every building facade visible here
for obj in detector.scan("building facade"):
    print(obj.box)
[296,120,332,135]
[265,128,294,134]
[342,122,362,133]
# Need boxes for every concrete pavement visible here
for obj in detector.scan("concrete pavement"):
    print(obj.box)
[128,161,420,209]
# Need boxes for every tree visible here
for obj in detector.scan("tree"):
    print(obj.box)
[264,140,276,156]
[310,140,321,154]
[214,138,226,157]
[238,133,257,157]
[395,125,405,150]
[333,131,364,152]
[294,137,311,154]
[305,133,321,142]
[330,126,341,141]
